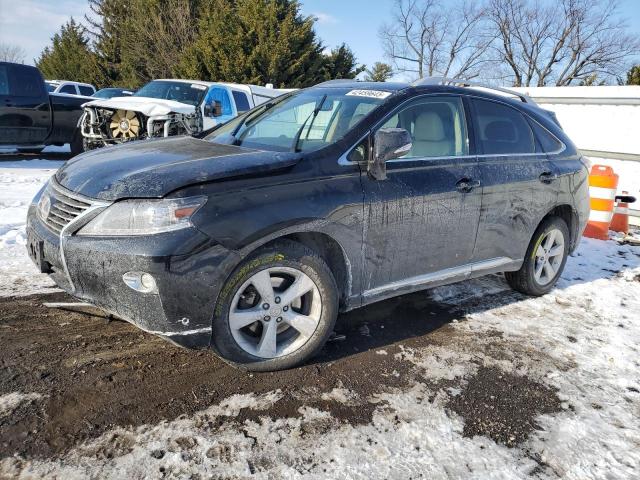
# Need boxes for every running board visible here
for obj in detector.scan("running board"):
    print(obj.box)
[43,302,118,319]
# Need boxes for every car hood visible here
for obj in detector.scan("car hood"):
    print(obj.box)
[81,96,196,116]
[56,136,301,201]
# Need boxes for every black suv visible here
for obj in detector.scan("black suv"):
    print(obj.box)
[26,79,589,371]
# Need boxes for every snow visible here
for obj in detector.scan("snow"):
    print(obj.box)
[0,159,63,296]
[0,392,43,418]
[0,159,639,479]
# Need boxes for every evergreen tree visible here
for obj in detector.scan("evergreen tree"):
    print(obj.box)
[36,19,102,85]
[322,44,365,80]
[626,65,640,85]
[364,62,393,82]
[179,0,331,87]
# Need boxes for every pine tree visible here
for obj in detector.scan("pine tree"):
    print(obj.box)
[36,19,102,86]
[626,65,640,85]
[179,0,335,87]
[364,62,393,82]
[322,44,366,80]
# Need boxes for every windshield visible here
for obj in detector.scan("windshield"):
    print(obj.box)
[205,87,390,152]
[133,80,208,106]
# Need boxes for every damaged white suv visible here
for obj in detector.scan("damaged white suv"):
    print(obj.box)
[80,79,291,150]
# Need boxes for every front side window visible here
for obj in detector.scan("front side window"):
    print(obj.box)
[376,96,469,159]
[205,87,233,117]
[0,66,8,95]
[206,87,390,153]
[471,98,535,155]
[10,66,45,97]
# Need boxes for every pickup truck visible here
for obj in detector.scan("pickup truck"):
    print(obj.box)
[80,79,293,150]
[0,62,88,155]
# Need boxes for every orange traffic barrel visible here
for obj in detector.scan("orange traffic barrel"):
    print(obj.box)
[610,191,636,234]
[583,165,619,240]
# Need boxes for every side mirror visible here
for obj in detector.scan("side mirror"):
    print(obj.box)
[204,100,223,118]
[369,128,412,180]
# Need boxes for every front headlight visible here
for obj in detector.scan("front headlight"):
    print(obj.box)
[77,196,206,236]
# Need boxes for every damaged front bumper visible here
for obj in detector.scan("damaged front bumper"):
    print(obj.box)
[26,191,240,348]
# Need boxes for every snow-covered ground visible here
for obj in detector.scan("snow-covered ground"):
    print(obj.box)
[0,159,62,297]
[1,157,639,479]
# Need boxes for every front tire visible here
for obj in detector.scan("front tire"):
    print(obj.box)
[212,240,338,371]
[505,216,570,296]
[70,130,85,156]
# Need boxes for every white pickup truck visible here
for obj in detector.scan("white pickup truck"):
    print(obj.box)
[80,79,292,150]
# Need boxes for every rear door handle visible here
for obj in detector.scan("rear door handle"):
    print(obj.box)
[456,178,481,193]
[539,171,558,183]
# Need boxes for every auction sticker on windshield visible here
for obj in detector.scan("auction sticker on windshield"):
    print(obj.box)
[346,89,392,99]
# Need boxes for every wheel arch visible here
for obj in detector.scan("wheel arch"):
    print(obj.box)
[539,204,579,251]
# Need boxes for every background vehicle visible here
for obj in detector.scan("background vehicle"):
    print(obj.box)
[45,80,96,96]
[26,79,589,371]
[0,62,87,154]
[80,79,292,150]
[92,87,134,99]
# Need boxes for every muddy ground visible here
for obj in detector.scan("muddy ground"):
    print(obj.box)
[0,286,561,463]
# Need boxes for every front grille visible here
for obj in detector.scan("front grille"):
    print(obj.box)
[39,179,93,234]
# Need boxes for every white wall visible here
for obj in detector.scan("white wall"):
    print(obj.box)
[512,86,640,223]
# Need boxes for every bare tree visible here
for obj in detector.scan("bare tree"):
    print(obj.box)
[0,43,27,63]
[488,0,640,86]
[379,0,495,80]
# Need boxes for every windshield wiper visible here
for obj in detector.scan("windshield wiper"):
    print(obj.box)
[231,101,276,139]
[292,94,327,153]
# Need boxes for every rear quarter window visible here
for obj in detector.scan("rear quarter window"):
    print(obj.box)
[471,98,535,155]
[528,118,564,153]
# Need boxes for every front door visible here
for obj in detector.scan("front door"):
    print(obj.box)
[0,64,50,145]
[360,95,482,301]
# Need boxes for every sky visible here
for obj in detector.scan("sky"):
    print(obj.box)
[1,0,640,79]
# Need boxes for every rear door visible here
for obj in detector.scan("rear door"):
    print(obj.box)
[0,63,51,145]
[470,97,560,264]
[360,94,482,300]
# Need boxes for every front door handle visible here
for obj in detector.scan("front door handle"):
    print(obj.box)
[539,171,558,183]
[456,178,481,193]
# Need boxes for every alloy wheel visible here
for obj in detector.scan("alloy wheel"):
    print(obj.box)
[533,228,565,286]
[228,267,322,358]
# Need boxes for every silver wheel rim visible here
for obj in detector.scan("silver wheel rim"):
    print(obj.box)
[534,228,565,286]
[229,267,322,359]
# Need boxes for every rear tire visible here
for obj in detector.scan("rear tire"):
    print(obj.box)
[211,240,338,371]
[505,216,570,296]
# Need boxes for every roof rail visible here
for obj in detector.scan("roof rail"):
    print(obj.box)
[413,76,536,104]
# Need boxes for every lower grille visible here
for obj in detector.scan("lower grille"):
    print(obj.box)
[38,180,93,234]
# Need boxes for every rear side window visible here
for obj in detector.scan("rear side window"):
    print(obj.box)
[59,84,76,94]
[0,66,8,95]
[9,66,45,98]
[528,118,563,153]
[232,91,251,113]
[471,99,535,155]
[79,85,94,96]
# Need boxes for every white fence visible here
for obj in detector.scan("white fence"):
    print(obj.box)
[513,86,640,224]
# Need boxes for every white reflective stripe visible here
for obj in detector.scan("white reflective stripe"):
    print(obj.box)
[589,186,617,200]
[589,210,614,222]
[614,206,629,214]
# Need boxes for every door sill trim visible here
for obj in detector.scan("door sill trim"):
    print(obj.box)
[363,257,516,298]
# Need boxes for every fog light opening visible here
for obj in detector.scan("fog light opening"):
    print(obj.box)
[123,271,158,294]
